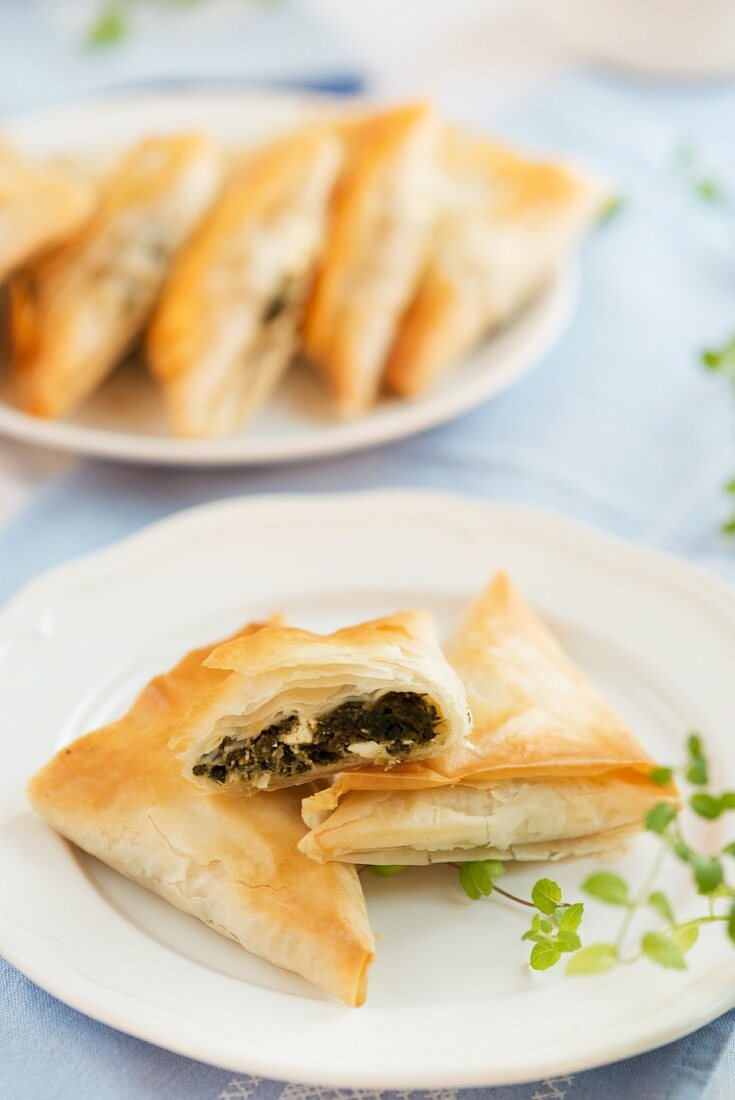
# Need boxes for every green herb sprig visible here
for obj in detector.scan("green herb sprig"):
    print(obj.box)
[674,143,728,205]
[456,733,735,974]
[86,0,281,48]
[700,338,735,534]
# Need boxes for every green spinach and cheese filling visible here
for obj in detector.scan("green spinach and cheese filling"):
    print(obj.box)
[192,691,440,785]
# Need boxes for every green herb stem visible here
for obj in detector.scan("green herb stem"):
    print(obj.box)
[614,843,668,957]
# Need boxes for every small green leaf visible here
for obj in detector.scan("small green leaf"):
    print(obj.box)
[458,861,502,899]
[686,733,710,785]
[531,878,563,915]
[701,344,735,373]
[690,793,723,820]
[555,930,582,953]
[719,792,735,810]
[728,902,735,946]
[692,856,724,895]
[559,902,584,933]
[722,842,735,858]
[521,931,547,944]
[598,193,625,224]
[368,864,405,877]
[648,890,675,925]
[641,931,687,970]
[670,924,699,954]
[583,872,631,906]
[725,479,735,494]
[688,733,704,757]
[649,766,674,787]
[673,839,692,862]
[695,178,724,202]
[87,7,128,47]
[566,943,618,976]
[459,864,484,899]
[530,941,562,971]
[646,802,677,834]
[721,517,735,537]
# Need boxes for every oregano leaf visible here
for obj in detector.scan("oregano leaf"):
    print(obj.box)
[645,802,677,834]
[566,943,618,975]
[692,856,724,895]
[555,930,582,953]
[670,924,699,954]
[530,941,562,971]
[583,872,631,906]
[642,931,687,970]
[648,891,675,925]
[368,865,405,877]
[455,862,484,897]
[649,766,674,787]
[690,793,722,820]
[559,902,584,933]
[521,931,547,944]
[531,878,563,915]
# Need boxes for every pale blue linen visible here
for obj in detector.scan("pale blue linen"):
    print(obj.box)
[2,28,735,1100]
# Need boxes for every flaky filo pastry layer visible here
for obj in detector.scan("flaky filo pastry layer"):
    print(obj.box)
[28,623,374,1006]
[10,134,222,418]
[148,131,342,437]
[173,611,471,794]
[0,139,96,284]
[299,574,676,864]
[302,102,439,417]
[384,130,605,398]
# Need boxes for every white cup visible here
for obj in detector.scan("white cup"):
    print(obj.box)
[541,0,735,79]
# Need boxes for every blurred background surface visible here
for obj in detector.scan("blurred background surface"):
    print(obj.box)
[2,3,735,1098]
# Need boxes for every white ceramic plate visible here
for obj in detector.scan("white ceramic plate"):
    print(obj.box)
[0,90,578,467]
[2,490,734,1088]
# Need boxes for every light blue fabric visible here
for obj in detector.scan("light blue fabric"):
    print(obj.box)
[2,34,735,1100]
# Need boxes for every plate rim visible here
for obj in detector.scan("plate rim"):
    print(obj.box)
[2,489,735,1088]
[0,86,578,468]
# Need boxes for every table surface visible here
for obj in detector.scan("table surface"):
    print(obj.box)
[1,2,735,1098]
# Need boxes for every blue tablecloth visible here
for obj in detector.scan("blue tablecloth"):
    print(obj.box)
[2,46,735,1100]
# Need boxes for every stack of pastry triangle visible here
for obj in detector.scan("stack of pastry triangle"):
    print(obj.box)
[385,129,604,398]
[148,130,343,437]
[10,134,222,419]
[299,574,675,864]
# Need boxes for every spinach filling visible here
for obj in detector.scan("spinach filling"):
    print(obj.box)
[192,690,440,784]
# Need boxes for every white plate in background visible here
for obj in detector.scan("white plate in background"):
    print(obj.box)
[0,90,578,466]
[1,491,734,1086]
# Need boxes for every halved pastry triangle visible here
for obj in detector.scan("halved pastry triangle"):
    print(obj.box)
[10,134,222,418]
[299,574,675,864]
[28,623,374,1006]
[384,130,604,398]
[0,139,95,283]
[303,102,439,416]
[147,130,342,437]
[174,611,471,794]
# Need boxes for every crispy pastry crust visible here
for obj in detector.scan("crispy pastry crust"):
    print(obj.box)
[385,130,605,398]
[303,102,438,416]
[0,140,95,283]
[10,134,222,419]
[299,574,676,863]
[28,624,374,1005]
[174,610,471,793]
[147,131,342,437]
